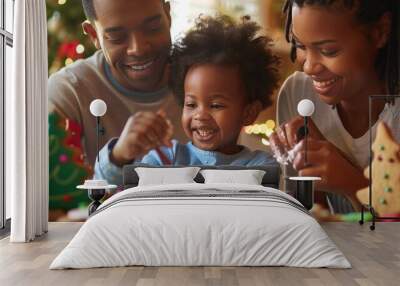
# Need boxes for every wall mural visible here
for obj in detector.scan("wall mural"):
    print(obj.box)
[47,0,293,221]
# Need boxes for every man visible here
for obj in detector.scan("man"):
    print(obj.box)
[48,0,187,174]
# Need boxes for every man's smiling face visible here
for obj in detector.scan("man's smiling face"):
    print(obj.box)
[84,0,172,92]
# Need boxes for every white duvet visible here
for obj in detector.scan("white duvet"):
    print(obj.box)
[50,183,351,269]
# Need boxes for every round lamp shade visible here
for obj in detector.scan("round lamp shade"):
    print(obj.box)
[77,179,116,190]
[90,99,107,117]
[297,99,315,117]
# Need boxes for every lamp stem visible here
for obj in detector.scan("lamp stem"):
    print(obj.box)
[96,116,100,163]
[304,116,308,166]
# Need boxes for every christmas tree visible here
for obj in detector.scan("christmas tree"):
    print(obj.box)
[49,112,92,211]
[47,0,96,74]
[47,0,95,217]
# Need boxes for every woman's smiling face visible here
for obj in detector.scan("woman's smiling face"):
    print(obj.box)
[291,4,384,105]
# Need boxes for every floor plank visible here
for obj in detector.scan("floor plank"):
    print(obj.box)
[0,222,399,286]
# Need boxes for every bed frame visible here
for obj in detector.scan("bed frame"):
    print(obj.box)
[122,164,281,190]
[86,165,282,215]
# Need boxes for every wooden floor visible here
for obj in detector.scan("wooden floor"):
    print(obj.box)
[0,222,399,286]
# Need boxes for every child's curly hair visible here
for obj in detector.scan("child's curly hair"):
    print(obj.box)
[170,15,280,108]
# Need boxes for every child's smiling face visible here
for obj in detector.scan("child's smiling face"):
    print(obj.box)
[291,3,388,105]
[181,64,256,154]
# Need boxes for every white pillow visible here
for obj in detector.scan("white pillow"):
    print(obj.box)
[135,167,201,186]
[200,169,266,185]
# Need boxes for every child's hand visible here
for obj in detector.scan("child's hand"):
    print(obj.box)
[110,110,173,166]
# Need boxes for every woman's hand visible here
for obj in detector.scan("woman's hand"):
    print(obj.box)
[270,116,367,210]
[269,116,325,162]
[292,138,368,210]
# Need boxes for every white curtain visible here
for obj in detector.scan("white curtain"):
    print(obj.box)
[7,0,48,242]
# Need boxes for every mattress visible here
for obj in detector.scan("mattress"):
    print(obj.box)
[50,183,351,269]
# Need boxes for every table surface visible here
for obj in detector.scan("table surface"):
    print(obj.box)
[0,222,399,286]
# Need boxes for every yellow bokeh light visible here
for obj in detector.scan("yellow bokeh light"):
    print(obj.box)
[58,0,67,5]
[244,126,253,134]
[253,125,261,134]
[65,58,74,66]
[266,120,276,130]
[261,124,269,135]
[245,121,277,136]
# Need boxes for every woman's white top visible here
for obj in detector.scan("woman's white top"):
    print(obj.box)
[277,71,400,213]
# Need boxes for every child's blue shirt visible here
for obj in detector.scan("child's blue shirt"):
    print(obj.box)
[142,140,275,166]
[94,139,277,185]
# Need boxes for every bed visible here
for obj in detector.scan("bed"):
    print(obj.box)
[50,165,350,269]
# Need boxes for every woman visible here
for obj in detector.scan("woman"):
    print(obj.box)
[270,0,400,213]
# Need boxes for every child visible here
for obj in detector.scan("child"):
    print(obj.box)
[95,15,280,184]
[144,15,280,165]
[270,0,400,213]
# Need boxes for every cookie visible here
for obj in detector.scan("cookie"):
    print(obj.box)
[356,122,400,216]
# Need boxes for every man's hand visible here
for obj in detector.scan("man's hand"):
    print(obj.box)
[110,110,173,166]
